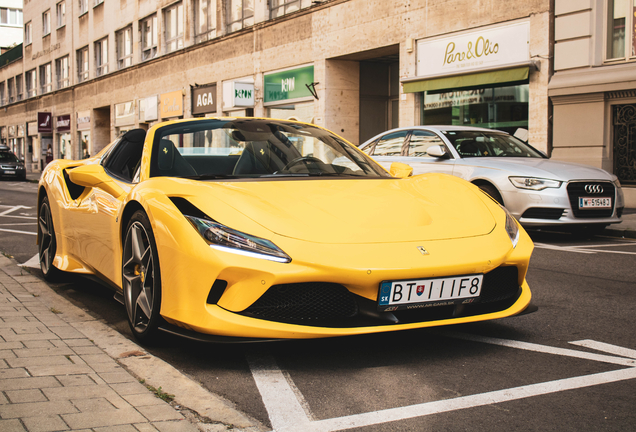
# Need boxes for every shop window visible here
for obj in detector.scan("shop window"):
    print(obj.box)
[116,26,133,69]
[15,75,22,101]
[421,84,529,137]
[95,37,109,77]
[226,0,253,33]
[140,14,158,61]
[56,1,65,28]
[77,46,89,82]
[25,21,32,45]
[607,0,636,60]
[26,69,37,98]
[164,2,184,53]
[43,9,51,35]
[56,56,70,89]
[39,63,52,94]
[195,0,216,43]
[267,101,314,124]
[270,0,311,19]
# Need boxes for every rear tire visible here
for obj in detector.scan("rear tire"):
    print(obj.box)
[122,210,163,344]
[38,197,61,281]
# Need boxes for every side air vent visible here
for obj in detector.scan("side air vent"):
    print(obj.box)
[168,196,209,219]
[63,168,86,200]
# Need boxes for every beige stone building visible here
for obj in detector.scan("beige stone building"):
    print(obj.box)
[1,0,551,179]
[550,0,636,206]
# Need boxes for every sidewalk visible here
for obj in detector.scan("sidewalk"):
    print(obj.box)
[0,254,264,432]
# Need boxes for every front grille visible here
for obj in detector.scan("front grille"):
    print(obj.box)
[243,282,358,322]
[567,182,615,218]
[521,207,564,220]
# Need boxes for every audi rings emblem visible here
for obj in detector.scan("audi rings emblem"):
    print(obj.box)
[584,184,604,194]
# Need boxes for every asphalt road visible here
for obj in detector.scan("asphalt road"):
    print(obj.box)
[1,180,635,431]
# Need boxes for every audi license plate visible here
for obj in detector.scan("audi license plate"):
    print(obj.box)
[378,274,483,311]
[3,170,15,175]
[579,197,611,209]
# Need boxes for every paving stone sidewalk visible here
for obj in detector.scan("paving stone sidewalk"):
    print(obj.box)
[0,256,203,432]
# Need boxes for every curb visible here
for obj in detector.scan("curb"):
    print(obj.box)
[1,255,266,432]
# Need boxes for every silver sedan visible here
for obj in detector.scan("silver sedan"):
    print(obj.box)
[359,126,624,230]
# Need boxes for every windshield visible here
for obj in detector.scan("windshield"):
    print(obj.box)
[441,130,544,158]
[0,152,19,163]
[150,119,391,180]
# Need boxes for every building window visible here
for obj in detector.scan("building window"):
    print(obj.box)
[226,0,253,33]
[25,21,32,45]
[607,0,636,60]
[7,78,14,103]
[15,75,22,101]
[43,9,51,35]
[56,1,65,28]
[0,82,4,106]
[94,0,104,6]
[79,0,88,15]
[77,46,89,82]
[95,37,108,76]
[40,63,52,94]
[0,7,23,26]
[140,14,158,61]
[26,69,37,98]
[116,26,133,69]
[194,0,216,43]
[56,56,70,89]
[270,0,311,18]
[164,2,184,53]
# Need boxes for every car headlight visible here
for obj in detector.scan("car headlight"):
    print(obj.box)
[502,206,519,248]
[509,176,562,191]
[613,179,625,209]
[185,215,291,263]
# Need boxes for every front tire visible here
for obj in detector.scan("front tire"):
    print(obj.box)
[478,183,504,206]
[122,210,163,343]
[38,197,60,281]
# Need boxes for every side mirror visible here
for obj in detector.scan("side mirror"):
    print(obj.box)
[68,164,124,197]
[390,162,413,179]
[427,145,449,159]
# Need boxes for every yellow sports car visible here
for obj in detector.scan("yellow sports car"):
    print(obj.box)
[37,118,535,343]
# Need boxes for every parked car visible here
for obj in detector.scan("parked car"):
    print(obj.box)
[37,118,534,343]
[0,147,27,181]
[360,126,624,232]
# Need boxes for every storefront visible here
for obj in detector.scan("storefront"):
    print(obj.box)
[138,96,158,128]
[222,77,254,117]
[192,83,218,118]
[38,112,54,167]
[114,101,135,136]
[56,115,72,159]
[27,121,39,172]
[76,111,91,159]
[264,65,316,123]
[160,90,184,122]
[402,21,537,140]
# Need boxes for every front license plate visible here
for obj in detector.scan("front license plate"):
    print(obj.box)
[579,197,612,209]
[378,274,483,311]
[3,170,15,175]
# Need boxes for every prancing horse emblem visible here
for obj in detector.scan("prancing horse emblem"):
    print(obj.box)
[417,246,429,255]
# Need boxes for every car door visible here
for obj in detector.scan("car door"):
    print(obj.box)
[71,130,144,285]
[399,130,455,176]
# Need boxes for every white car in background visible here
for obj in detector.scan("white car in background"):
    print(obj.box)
[359,126,624,232]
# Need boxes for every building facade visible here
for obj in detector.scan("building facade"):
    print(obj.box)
[1,0,551,181]
[0,0,23,52]
[550,0,636,206]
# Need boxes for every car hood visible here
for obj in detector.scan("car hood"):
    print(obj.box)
[458,157,615,181]
[186,175,497,244]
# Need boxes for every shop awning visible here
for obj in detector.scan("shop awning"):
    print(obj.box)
[402,61,537,93]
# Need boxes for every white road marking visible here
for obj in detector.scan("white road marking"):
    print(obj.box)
[0,205,31,216]
[0,228,37,236]
[534,242,636,255]
[250,332,636,432]
[533,243,596,254]
[570,340,636,360]
[19,254,40,269]
[0,222,36,226]
[0,215,37,220]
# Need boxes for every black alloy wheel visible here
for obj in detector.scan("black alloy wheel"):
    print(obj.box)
[38,197,60,280]
[122,210,163,343]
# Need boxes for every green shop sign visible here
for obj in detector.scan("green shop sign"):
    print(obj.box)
[264,66,314,103]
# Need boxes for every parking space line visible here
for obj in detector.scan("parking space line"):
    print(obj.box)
[570,340,636,360]
[251,332,636,432]
[534,242,636,255]
[0,228,37,236]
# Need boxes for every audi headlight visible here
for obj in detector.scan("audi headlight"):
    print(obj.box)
[502,206,519,248]
[185,215,291,263]
[613,179,625,209]
[509,176,562,191]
